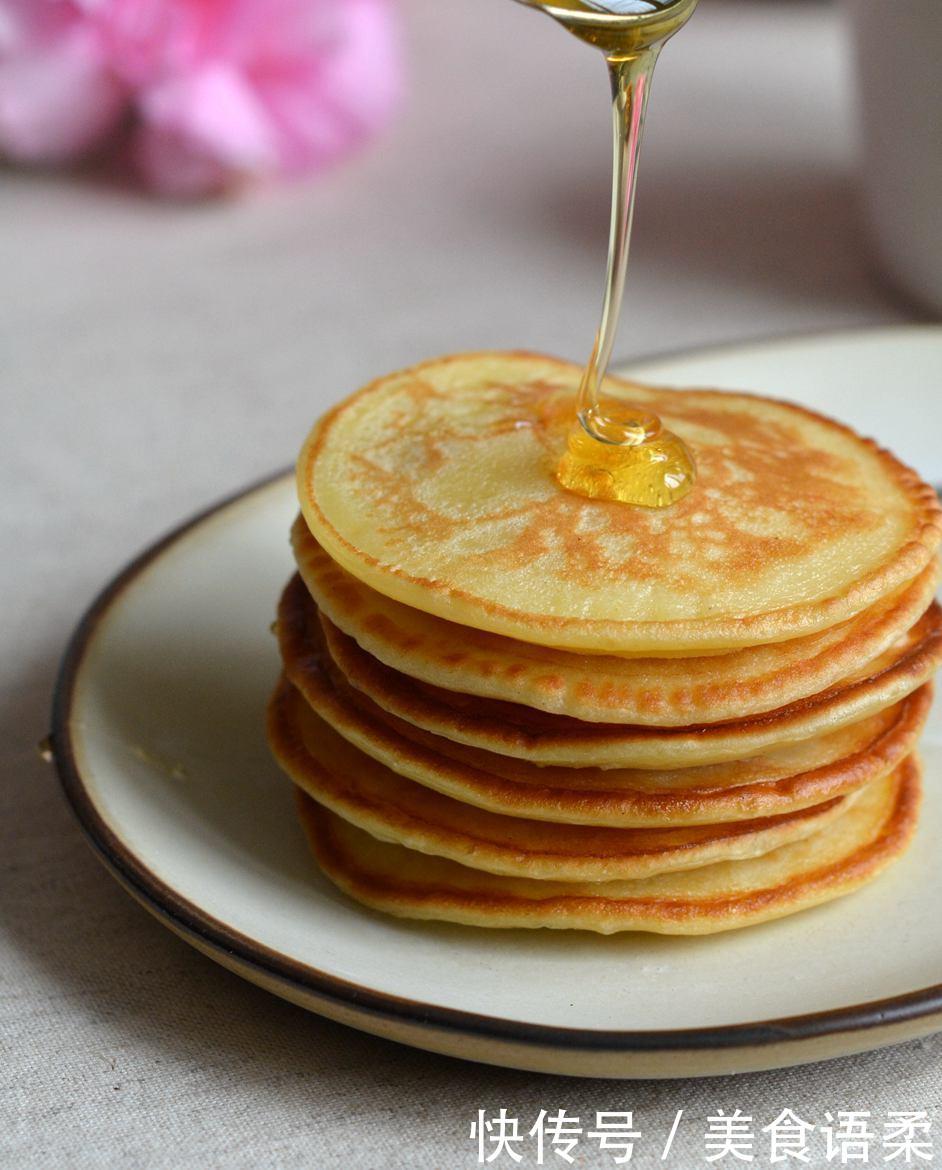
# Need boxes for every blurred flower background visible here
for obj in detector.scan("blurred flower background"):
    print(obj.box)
[0,0,402,196]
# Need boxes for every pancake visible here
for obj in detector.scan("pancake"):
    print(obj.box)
[269,677,860,881]
[275,577,931,825]
[292,515,940,726]
[296,352,942,653]
[296,758,920,935]
[315,597,942,769]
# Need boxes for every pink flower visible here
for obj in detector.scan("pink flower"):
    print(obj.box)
[0,0,402,195]
[0,1,126,164]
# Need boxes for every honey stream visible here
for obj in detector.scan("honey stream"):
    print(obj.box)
[517,0,699,506]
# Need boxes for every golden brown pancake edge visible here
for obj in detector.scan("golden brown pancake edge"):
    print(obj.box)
[268,676,865,882]
[274,575,932,826]
[294,756,920,935]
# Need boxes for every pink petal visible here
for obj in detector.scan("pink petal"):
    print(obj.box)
[95,0,217,88]
[321,0,402,137]
[0,27,125,163]
[254,0,403,175]
[0,1,85,50]
[133,62,278,195]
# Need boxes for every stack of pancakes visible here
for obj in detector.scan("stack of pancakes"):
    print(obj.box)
[268,353,942,935]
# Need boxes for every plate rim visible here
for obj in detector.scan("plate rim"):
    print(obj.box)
[50,327,942,1062]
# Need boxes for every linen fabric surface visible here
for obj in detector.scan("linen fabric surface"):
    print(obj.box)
[2,1,936,1167]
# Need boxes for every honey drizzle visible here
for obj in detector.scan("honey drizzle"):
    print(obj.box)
[518,0,699,506]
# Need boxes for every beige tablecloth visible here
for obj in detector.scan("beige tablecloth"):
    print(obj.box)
[3,1,937,1167]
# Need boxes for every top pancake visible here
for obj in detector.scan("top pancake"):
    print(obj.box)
[297,352,941,653]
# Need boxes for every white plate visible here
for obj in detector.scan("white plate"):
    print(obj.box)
[52,325,942,1079]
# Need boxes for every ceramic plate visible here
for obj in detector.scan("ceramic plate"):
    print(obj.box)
[52,325,942,1079]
